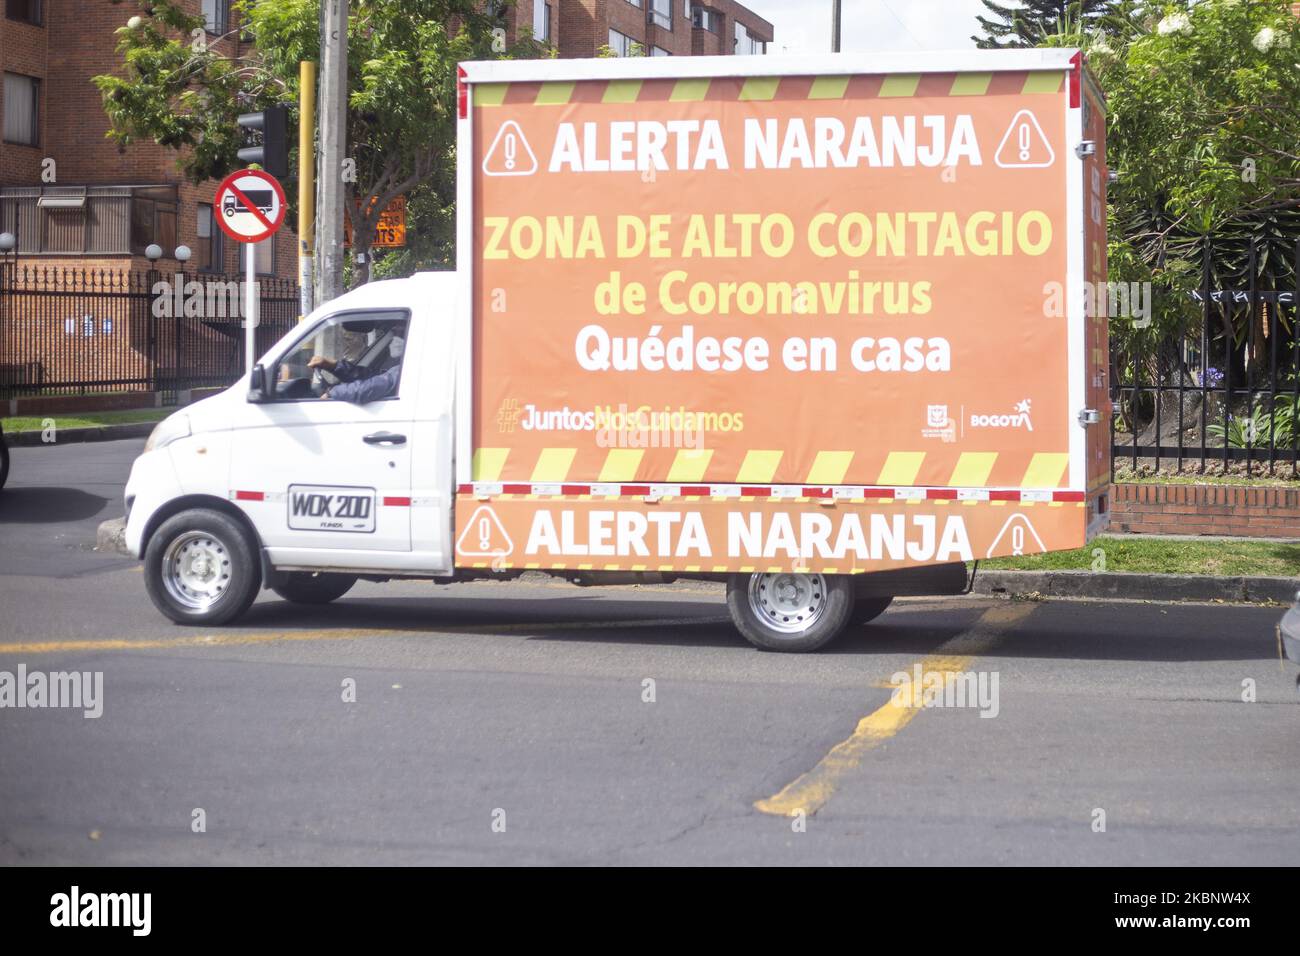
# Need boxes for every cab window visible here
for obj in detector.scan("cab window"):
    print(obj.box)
[272,310,410,403]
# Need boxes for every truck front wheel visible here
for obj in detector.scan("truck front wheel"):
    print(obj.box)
[726,572,854,653]
[272,572,357,605]
[144,509,262,626]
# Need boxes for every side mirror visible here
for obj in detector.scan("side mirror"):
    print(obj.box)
[247,363,272,403]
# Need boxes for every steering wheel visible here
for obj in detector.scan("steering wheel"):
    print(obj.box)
[311,364,342,396]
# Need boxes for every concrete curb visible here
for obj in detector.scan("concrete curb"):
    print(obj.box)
[5,422,156,447]
[972,569,1297,604]
[96,518,128,555]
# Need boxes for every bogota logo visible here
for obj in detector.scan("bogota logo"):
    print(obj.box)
[970,399,1033,431]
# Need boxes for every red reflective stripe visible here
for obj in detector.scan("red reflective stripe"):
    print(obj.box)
[383,497,411,507]
[234,491,264,502]
[1068,51,1082,108]
[457,66,468,119]
[462,482,1086,501]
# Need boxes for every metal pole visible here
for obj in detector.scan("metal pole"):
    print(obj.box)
[831,0,842,52]
[315,0,348,306]
[299,60,317,320]
[245,243,258,377]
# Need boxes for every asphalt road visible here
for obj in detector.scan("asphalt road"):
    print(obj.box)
[1,438,1298,865]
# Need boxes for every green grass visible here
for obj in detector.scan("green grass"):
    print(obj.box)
[983,535,1300,577]
[1,409,170,433]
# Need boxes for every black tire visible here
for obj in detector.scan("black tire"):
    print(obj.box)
[726,572,854,653]
[272,572,357,605]
[144,508,262,626]
[849,595,893,627]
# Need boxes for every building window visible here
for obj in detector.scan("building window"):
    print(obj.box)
[652,46,671,57]
[692,6,719,32]
[650,0,672,30]
[254,236,274,276]
[3,72,39,146]
[0,186,180,255]
[735,21,765,55]
[532,0,552,41]
[608,29,636,57]
[624,0,642,7]
[197,203,225,272]
[130,186,178,256]
[202,0,229,34]
[5,0,42,26]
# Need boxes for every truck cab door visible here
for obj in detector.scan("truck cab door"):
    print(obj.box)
[229,309,415,565]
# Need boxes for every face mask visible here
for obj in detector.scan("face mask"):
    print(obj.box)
[389,337,405,360]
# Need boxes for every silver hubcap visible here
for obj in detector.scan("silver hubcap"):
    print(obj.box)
[748,572,827,635]
[162,531,233,611]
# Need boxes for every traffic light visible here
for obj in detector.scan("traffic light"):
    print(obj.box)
[237,105,288,179]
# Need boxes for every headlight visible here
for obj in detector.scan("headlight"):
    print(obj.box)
[144,413,191,453]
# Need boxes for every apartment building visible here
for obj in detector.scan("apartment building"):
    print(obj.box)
[0,0,297,279]
[498,0,773,60]
[0,1,772,278]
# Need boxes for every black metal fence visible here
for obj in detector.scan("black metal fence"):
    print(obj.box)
[1112,238,1300,477]
[0,264,300,400]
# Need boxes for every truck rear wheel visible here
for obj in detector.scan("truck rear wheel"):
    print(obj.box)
[272,572,357,605]
[144,509,261,626]
[726,572,854,653]
[849,595,893,626]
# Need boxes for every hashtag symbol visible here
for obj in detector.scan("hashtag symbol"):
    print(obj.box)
[497,398,521,433]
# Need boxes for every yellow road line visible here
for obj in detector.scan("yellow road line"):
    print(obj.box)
[754,601,1035,817]
[0,615,734,656]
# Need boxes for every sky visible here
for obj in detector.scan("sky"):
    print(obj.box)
[743,0,993,55]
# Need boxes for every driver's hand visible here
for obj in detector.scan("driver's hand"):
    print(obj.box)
[319,390,331,400]
[307,355,336,371]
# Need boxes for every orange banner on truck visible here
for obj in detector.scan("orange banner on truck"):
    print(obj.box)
[472,72,1072,490]
[454,491,1084,574]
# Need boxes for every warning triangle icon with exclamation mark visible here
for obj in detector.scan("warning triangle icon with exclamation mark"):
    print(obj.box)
[482,121,538,177]
[994,109,1055,169]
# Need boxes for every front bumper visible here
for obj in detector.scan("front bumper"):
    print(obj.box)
[122,448,182,558]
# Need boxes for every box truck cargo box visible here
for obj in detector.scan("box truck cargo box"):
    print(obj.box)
[455,50,1110,578]
[124,51,1109,651]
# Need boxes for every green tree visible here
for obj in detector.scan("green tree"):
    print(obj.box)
[1039,1,1300,452]
[95,0,541,285]
[973,0,1114,48]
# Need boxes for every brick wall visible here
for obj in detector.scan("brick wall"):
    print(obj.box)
[1110,482,1300,538]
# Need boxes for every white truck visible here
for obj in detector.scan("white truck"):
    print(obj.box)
[123,50,1109,652]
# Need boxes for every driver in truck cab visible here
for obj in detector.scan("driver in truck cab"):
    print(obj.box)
[308,335,404,403]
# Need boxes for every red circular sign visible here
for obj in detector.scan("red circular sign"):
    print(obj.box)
[213,168,287,244]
